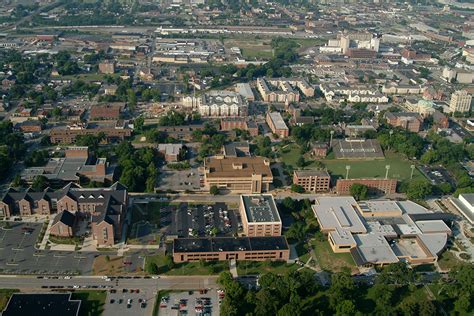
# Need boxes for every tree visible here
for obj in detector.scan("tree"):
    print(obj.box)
[290,184,305,193]
[296,156,306,168]
[146,262,159,275]
[286,222,306,243]
[11,174,22,187]
[105,255,110,262]
[349,183,368,200]
[31,175,49,191]
[406,180,432,200]
[335,300,357,316]
[134,116,144,132]
[210,185,219,195]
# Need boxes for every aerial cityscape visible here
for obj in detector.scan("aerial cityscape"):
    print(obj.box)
[0,0,473,315]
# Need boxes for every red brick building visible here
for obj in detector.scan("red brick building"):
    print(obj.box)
[384,112,423,133]
[335,178,397,195]
[293,170,331,192]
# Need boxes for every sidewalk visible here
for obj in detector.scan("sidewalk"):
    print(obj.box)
[38,220,53,250]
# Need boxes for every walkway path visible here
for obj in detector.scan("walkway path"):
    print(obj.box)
[38,220,53,250]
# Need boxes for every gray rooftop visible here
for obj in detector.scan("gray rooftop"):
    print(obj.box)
[241,195,281,223]
[267,112,288,131]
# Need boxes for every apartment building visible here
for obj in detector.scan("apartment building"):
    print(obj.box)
[173,236,290,263]
[157,144,185,162]
[335,178,397,195]
[204,156,273,193]
[220,117,259,136]
[256,78,313,103]
[384,112,423,132]
[449,90,472,113]
[239,195,282,237]
[0,182,128,246]
[293,170,331,192]
[89,104,122,120]
[266,112,289,138]
[182,91,248,117]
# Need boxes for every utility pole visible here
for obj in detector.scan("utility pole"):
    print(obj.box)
[410,164,415,179]
[345,165,351,179]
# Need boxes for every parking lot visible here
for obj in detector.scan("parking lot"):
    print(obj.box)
[104,288,154,316]
[0,222,95,275]
[160,203,240,238]
[158,289,220,316]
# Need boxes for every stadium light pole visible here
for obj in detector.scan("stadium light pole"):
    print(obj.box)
[410,164,415,179]
[385,165,391,179]
[388,129,393,151]
[330,130,334,147]
[345,165,351,179]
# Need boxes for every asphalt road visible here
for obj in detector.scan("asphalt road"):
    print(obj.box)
[0,275,218,291]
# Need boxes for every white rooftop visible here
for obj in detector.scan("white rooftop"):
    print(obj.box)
[415,220,451,234]
[312,196,367,233]
[354,234,399,265]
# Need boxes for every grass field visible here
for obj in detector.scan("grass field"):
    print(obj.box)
[71,291,106,316]
[0,289,19,311]
[224,38,273,59]
[146,254,228,276]
[236,260,300,275]
[278,144,424,183]
[437,250,464,271]
[92,255,132,275]
[310,239,358,274]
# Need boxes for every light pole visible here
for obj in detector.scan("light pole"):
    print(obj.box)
[410,164,415,179]
[330,130,334,147]
[345,165,351,179]
[388,130,393,151]
[385,165,391,179]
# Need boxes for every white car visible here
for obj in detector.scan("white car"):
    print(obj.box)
[73,285,79,289]
[152,276,160,279]
[64,276,72,280]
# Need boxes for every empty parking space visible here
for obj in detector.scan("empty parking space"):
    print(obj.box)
[104,288,154,316]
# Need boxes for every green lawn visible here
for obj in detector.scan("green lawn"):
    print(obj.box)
[437,250,464,271]
[71,291,106,316]
[146,254,228,276]
[0,289,19,311]
[310,239,358,274]
[224,38,273,60]
[236,260,299,276]
[54,73,119,82]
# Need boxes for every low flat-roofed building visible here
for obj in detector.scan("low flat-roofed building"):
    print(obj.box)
[293,170,331,192]
[239,194,281,237]
[157,143,185,162]
[266,112,289,138]
[172,236,290,263]
[328,226,357,253]
[352,234,399,267]
[312,196,367,234]
[21,146,115,184]
[222,142,250,157]
[2,293,81,316]
[204,156,273,193]
[357,200,403,217]
[415,220,452,235]
[89,104,122,120]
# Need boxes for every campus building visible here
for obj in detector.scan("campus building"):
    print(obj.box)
[257,77,314,103]
[384,112,423,133]
[220,117,259,136]
[203,156,273,193]
[2,293,82,316]
[157,143,185,162]
[266,112,289,138]
[312,197,452,267]
[239,195,282,237]
[50,121,131,144]
[0,182,128,247]
[449,193,474,224]
[335,178,397,195]
[172,236,290,263]
[293,170,331,192]
[21,147,115,185]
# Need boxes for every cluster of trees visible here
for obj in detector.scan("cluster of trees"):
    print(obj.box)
[0,122,26,180]
[279,198,318,244]
[192,124,228,160]
[235,38,298,79]
[115,141,159,192]
[217,262,473,316]
[377,128,425,159]
[291,124,332,146]
[252,136,273,158]
[159,111,186,126]
[61,80,100,98]
[54,51,80,76]
[350,183,368,200]
[25,150,49,167]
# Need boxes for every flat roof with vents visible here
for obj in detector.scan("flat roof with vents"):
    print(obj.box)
[241,195,281,223]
